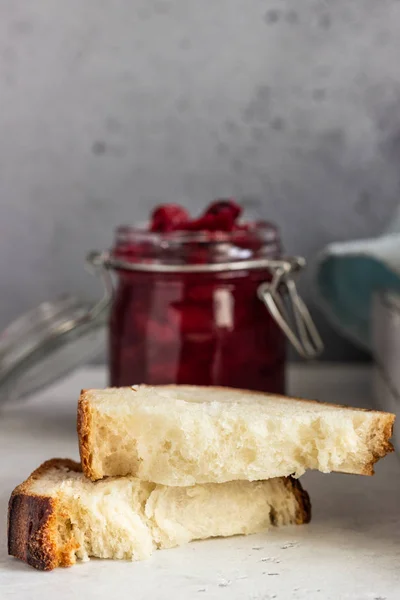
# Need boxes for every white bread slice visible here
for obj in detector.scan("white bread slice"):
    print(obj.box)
[78,385,395,485]
[8,459,310,571]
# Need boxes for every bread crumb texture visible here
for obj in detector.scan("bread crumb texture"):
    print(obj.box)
[78,386,395,484]
[8,460,309,569]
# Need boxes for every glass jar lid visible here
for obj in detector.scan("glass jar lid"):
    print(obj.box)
[0,294,110,406]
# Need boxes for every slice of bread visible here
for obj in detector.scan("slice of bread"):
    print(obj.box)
[78,385,395,485]
[8,459,310,571]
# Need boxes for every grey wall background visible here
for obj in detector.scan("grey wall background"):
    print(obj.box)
[2,0,400,360]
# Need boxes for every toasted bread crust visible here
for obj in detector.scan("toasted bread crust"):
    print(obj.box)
[77,390,95,479]
[283,477,312,525]
[77,385,395,482]
[360,413,395,475]
[8,459,81,571]
[8,493,56,570]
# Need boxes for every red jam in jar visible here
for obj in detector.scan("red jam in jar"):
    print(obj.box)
[108,201,288,393]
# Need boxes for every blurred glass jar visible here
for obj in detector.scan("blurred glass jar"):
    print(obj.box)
[88,223,322,394]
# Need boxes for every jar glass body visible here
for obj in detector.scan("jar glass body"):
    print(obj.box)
[109,225,286,393]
